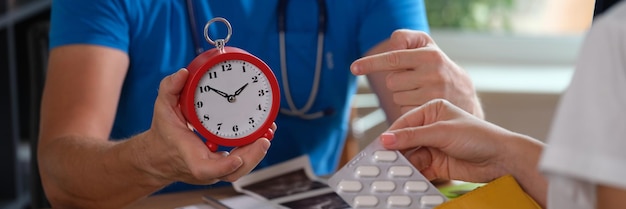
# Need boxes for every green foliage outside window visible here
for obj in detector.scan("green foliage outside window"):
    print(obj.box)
[425,0,515,31]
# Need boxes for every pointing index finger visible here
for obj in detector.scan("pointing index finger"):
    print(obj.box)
[352,49,431,75]
[351,29,436,75]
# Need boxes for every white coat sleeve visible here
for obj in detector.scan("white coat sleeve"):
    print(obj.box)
[539,2,626,208]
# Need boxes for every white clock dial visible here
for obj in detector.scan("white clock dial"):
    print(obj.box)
[194,60,274,139]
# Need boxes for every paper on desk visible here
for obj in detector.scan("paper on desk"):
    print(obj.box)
[174,195,232,209]
[230,156,350,209]
[220,195,280,209]
[175,204,217,209]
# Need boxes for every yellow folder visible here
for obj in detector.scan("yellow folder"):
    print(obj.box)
[435,175,542,209]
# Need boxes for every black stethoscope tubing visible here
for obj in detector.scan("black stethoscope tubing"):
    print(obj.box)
[186,0,332,119]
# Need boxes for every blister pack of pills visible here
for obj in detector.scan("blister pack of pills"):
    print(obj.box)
[328,139,447,208]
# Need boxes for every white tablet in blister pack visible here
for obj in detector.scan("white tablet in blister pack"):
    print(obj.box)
[328,139,447,208]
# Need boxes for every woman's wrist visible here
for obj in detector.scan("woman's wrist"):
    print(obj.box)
[500,133,544,177]
[500,132,547,207]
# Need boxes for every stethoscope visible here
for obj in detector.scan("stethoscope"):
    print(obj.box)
[186,0,332,120]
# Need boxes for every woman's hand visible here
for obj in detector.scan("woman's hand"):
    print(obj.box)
[380,99,541,183]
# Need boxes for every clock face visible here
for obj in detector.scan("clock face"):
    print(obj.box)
[193,60,274,139]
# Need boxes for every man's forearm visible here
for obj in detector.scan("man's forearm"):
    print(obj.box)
[39,132,168,208]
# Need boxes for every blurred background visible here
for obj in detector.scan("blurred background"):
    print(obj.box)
[1,0,597,208]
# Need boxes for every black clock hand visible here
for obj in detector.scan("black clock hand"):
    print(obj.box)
[209,86,230,98]
[234,83,249,96]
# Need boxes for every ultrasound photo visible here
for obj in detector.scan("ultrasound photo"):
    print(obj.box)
[241,169,328,200]
[280,192,350,209]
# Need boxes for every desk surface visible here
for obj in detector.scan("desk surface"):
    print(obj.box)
[125,187,240,209]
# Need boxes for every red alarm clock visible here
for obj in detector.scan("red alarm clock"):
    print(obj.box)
[180,17,280,152]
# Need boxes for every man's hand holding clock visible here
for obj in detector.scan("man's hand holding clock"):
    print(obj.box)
[137,68,275,186]
[146,17,280,185]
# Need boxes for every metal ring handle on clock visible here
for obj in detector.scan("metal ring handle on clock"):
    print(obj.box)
[204,17,232,51]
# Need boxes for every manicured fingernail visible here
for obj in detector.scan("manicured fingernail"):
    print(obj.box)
[380,132,397,146]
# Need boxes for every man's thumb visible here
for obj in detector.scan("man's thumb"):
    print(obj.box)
[158,68,189,104]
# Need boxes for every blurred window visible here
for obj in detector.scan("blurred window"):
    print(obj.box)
[425,0,596,94]
[426,0,594,35]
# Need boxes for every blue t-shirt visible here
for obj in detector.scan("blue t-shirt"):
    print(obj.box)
[50,0,429,193]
